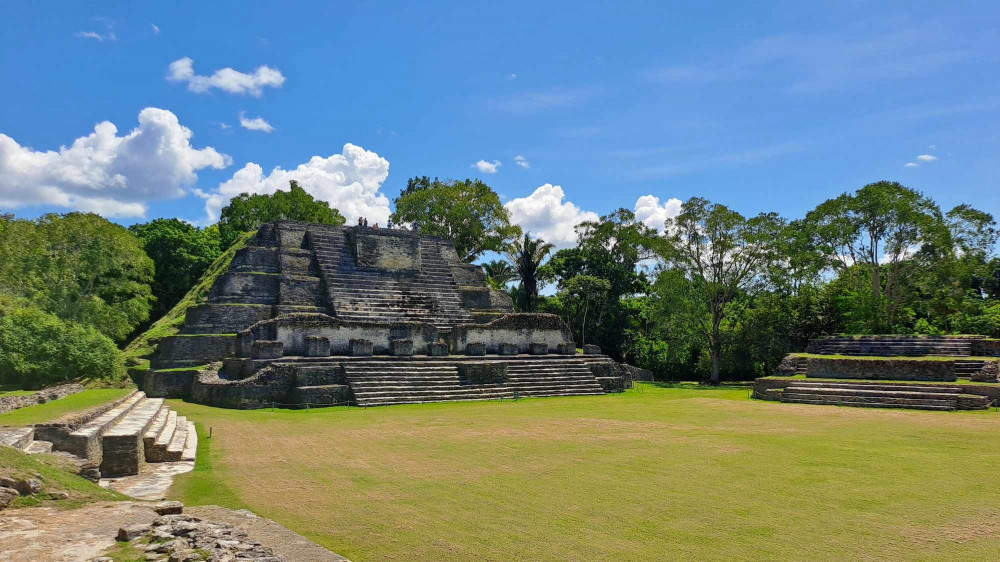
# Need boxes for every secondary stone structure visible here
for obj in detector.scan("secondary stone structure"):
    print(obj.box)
[755,335,1000,411]
[147,221,636,408]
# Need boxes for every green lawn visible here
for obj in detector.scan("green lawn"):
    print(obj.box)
[168,385,1000,561]
[0,388,132,426]
[0,389,36,398]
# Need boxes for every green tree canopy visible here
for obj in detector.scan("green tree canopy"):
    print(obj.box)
[560,275,611,346]
[129,219,222,319]
[481,260,517,291]
[0,213,154,342]
[391,176,521,262]
[661,197,784,383]
[218,180,346,247]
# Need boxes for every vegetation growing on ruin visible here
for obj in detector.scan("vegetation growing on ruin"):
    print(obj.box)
[0,444,126,509]
[123,231,255,371]
[0,388,132,426]
[168,385,1000,560]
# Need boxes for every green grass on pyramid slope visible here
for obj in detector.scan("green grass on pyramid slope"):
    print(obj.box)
[0,389,132,426]
[167,384,1000,561]
[123,230,256,370]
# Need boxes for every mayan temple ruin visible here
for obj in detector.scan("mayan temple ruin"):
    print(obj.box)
[144,220,640,408]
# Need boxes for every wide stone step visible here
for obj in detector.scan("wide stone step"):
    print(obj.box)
[143,407,170,450]
[165,416,188,461]
[147,410,178,462]
[780,396,955,411]
[101,397,166,477]
[784,390,957,404]
[791,382,962,393]
[65,391,144,462]
[181,421,197,462]
[25,440,53,454]
[0,427,35,450]
[786,386,960,399]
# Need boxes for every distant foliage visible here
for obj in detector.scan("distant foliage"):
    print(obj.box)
[0,212,154,343]
[0,299,125,388]
[392,176,521,262]
[218,180,346,248]
[129,218,222,319]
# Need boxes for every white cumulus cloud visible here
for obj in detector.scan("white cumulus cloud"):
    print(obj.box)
[504,184,600,248]
[634,194,683,234]
[0,108,229,218]
[239,112,275,133]
[167,57,286,97]
[474,159,501,174]
[916,154,938,162]
[904,162,919,168]
[514,155,530,169]
[197,143,391,225]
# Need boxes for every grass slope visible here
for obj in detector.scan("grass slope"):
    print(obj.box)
[168,386,1000,561]
[123,230,256,370]
[0,388,131,426]
[0,445,126,509]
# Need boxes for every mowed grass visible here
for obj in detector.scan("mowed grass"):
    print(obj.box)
[0,388,131,426]
[168,385,1000,561]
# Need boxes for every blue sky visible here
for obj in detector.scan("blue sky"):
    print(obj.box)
[1,1,998,247]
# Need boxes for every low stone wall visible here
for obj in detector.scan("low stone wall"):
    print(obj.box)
[0,383,84,415]
[240,314,438,357]
[152,334,237,369]
[144,368,201,398]
[806,358,956,381]
[448,313,572,354]
[209,272,280,304]
[190,364,295,409]
[458,363,508,385]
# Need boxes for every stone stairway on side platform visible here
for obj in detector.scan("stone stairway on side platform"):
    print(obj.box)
[779,380,989,411]
[1,390,198,479]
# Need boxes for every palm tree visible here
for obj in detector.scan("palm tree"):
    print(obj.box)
[481,260,517,290]
[507,233,554,312]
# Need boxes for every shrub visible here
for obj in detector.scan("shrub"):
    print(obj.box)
[0,304,125,388]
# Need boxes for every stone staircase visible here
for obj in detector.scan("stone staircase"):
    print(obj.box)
[1,390,196,478]
[812,337,974,357]
[307,228,474,329]
[338,356,606,407]
[779,381,989,411]
[954,359,986,379]
[795,356,809,375]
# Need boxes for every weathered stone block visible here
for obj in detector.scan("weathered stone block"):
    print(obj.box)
[458,363,508,385]
[775,354,799,376]
[971,360,1000,382]
[528,343,549,355]
[251,340,284,360]
[350,338,374,356]
[465,342,486,356]
[390,339,414,356]
[154,501,184,515]
[427,342,449,356]
[556,342,576,355]
[583,344,602,355]
[498,343,519,356]
[305,335,331,357]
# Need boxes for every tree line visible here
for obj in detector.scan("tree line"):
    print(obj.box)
[1,177,996,387]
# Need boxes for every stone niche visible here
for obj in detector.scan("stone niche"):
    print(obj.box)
[240,314,438,356]
[352,230,421,273]
[449,313,573,354]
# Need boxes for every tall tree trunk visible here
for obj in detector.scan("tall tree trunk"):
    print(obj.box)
[581,300,589,346]
[710,314,722,385]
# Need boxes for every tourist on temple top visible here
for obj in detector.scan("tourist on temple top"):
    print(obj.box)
[357,216,363,226]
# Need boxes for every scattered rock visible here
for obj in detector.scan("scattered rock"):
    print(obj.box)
[971,360,1000,383]
[117,523,151,542]
[78,462,101,483]
[0,486,18,510]
[154,500,184,515]
[51,491,69,500]
[11,477,43,496]
[121,514,287,561]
